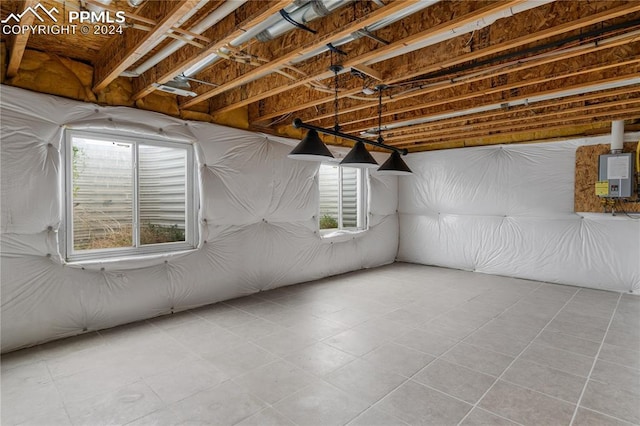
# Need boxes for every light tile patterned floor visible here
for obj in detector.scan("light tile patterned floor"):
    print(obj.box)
[2,263,639,426]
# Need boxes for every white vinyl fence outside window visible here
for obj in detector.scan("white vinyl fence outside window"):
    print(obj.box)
[318,164,367,232]
[63,130,197,261]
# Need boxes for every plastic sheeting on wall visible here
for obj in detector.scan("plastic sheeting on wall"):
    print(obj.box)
[0,86,398,352]
[398,137,640,294]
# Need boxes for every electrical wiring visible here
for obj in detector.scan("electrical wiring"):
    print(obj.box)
[614,199,640,220]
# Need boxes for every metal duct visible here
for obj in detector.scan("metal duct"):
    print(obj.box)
[364,0,554,66]
[255,0,351,42]
[183,0,351,76]
[126,0,247,77]
[290,0,439,65]
[84,0,112,13]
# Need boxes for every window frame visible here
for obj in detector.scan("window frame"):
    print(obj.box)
[62,129,199,262]
[318,163,368,235]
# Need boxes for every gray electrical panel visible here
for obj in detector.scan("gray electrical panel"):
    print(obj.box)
[598,153,634,198]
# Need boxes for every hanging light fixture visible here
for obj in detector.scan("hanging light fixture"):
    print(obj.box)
[377,150,413,175]
[336,66,378,169]
[289,56,411,174]
[287,61,340,162]
[287,128,334,161]
[373,85,413,175]
[340,141,379,168]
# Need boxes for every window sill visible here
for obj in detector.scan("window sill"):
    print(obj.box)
[64,246,199,268]
[319,229,367,243]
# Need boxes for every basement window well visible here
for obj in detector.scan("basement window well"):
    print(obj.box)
[318,164,368,234]
[63,130,198,262]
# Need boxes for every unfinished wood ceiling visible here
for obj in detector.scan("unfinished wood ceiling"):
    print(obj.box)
[2,0,640,151]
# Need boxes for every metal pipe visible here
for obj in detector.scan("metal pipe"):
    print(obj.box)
[126,0,247,77]
[293,118,408,155]
[611,120,625,153]
[363,0,554,66]
[364,77,640,133]
[184,0,352,77]
[290,0,439,64]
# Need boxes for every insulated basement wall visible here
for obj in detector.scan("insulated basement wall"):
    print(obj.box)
[398,136,640,294]
[0,86,398,353]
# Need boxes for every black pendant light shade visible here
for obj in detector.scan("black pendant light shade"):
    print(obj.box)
[288,129,335,161]
[290,63,411,174]
[340,141,379,168]
[377,150,413,175]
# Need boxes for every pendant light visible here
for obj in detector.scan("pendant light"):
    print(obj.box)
[287,128,335,161]
[289,58,411,175]
[340,141,379,168]
[288,64,337,161]
[377,150,413,175]
[339,71,379,169]
[373,86,413,175]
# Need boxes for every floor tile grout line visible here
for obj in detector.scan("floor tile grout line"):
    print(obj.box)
[573,405,640,426]
[144,287,635,426]
[362,282,548,423]
[41,359,75,426]
[568,292,623,426]
[5,269,629,426]
[252,280,544,423]
[455,286,583,426]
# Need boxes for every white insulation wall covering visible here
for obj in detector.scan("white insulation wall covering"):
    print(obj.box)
[398,136,640,294]
[0,86,398,352]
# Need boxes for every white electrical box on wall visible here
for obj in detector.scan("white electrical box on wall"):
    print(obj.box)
[598,153,634,198]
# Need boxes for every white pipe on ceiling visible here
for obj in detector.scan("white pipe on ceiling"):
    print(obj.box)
[290,0,440,65]
[363,0,555,66]
[124,0,249,77]
[182,0,354,77]
[611,120,625,152]
[364,77,640,134]
[182,0,440,87]
[84,0,112,13]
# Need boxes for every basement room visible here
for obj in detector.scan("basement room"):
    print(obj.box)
[1,0,639,425]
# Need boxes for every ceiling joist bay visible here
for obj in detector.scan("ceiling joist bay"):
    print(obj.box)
[2,0,639,151]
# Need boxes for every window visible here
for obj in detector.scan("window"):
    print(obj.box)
[64,130,197,261]
[318,164,367,232]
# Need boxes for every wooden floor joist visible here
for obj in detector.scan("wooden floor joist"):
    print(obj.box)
[382,89,640,141]
[6,0,37,78]
[131,0,291,101]
[386,99,640,144]
[209,0,530,114]
[93,0,200,92]
[180,0,425,109]
[394,107,640,148]
[4,0,638,152]
[339,58,640,133]
[288,34,640,126]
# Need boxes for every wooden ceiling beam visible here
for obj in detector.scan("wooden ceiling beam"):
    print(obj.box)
[292,32,640,125]
[180,0,424,109]
[6,0,37,78]
[381,88,640,140]
[377,2,640,83]
[340,56,640,133]
[386,97,640,143]
[403,121,631,152]
[393,106,640,147]
[131,0,290,101]
[93,0,200,93]
[215,1,638,117]
[209,0,526,114]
